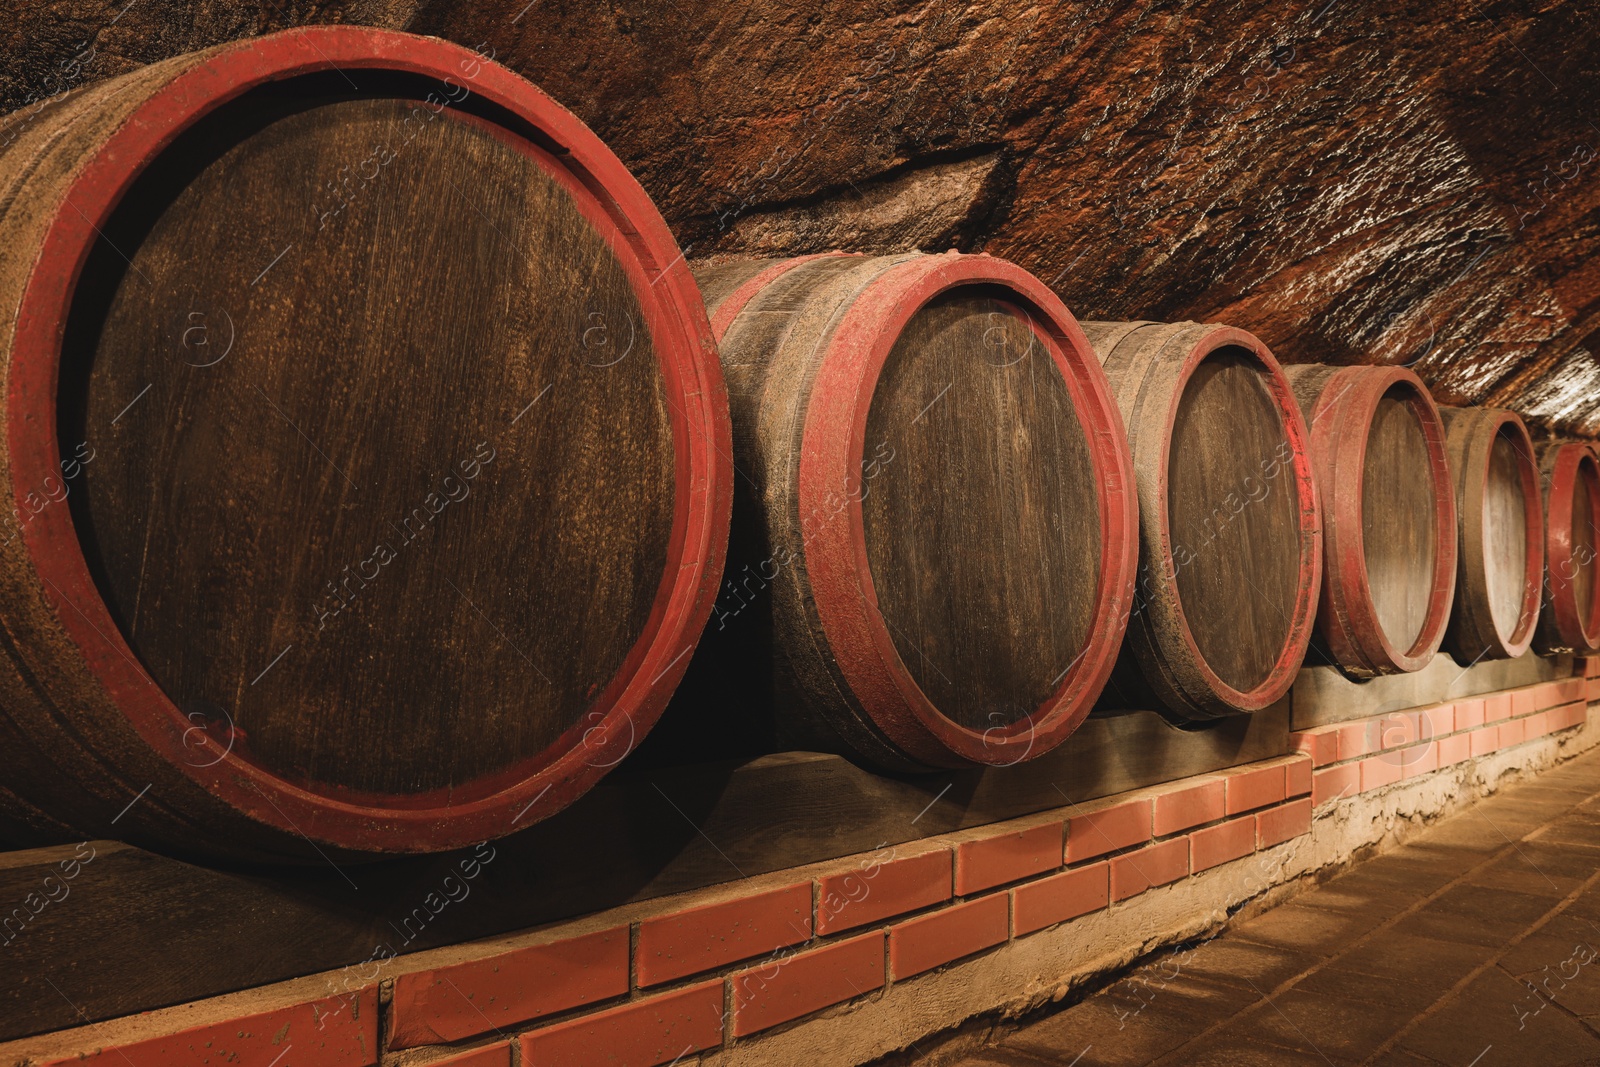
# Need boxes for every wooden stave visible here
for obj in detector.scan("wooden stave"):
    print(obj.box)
[1441,407,1544,663]
[1284,364,1458,677]
[0,28,733,862]
[1083,321,1323,720]
[695,252,1138,771]
[1534,440,1600,655]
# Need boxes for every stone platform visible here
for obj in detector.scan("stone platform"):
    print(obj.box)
[945,745,1600,1066]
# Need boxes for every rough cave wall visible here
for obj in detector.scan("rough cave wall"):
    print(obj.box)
[5,0,1599,432]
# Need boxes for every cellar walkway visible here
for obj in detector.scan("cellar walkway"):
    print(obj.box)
[951,746,1600,1067]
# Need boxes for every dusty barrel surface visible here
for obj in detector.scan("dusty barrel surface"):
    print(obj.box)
[1084,321,1321,720]
[0,28,731,860]
[1284,364,1457,677]
[1535,441,1600,654]
[1442,408,1543,663]
[693,252,1137,770]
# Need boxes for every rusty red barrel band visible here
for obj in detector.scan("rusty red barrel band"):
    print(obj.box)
[2,27,732,852]
[1301,365,1456,674]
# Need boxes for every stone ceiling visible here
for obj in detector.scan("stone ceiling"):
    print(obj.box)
[6,0,1598,433]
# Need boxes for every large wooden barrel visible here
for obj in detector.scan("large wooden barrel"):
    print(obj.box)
[1535,440,1600,654]
[1284,365,1457,676]
[1083,322,1321,720]
[0,29,731,860]
[691,252,1137,770]
[1442,408,1543,663]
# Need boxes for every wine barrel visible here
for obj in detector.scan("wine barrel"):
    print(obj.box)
[0,28,731,861]
[1442,408,1543,663]
[691,252,1137,770]
[1083,321,1321,720]
[1535,440,1600,654]
[1283,365,1457,676]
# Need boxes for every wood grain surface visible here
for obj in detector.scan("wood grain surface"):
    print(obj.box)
[690,254,1135,769]
[1088,321,1320,719]
[1575,459,1598,632]
[1166,348,1300,694]
[861,290,1099,730]
[1284,364,1455,678]
[65,92,673,795]
[0,29,732,859]
[1484,429,1532,639]
[1443,406,1542,662]
[1362,391,1440,653]
[1535,441,1600,654]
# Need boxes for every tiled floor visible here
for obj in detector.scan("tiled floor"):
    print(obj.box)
[948,747,1600,1066]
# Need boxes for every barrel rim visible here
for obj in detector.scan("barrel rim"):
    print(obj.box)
[6,26,732,851]
[1541,440,1600,653]
[795,253,1138,766]
[1149,324,1323,712]
[1304,365,1457,675]
[1450,407,1543,659]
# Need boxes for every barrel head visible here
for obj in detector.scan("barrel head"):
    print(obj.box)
[63,91,676,797]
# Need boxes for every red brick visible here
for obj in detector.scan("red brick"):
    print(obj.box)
[1471,725,1499,757]
[1500,717,1527,748]
[1291,729,1339,766]
[1151,778,1225,837]
[1336,720,1377,761]
[1189,817,1255,873]
[637,884,811,987]
[1524,711,1549,740]
[1109,838,1189,901]
[1065,800,1151,862]
[1257,799,1313,849]
[1312,764,1361,808]
[520,981,723,1067]
[1589,657,1600,679]
[1420,704,1456,739]
[955,822,1063,894]
[1400,743,1439,780]
[889,894,1009,979]
[1224,764,1286,815]
[1511,687,1539,717]
[732,932,884,1036]
[1013,863,1109,935]
[1285,755,1313,798]
[1588,677,1600,703]
[389,928,627,1048]
[1454,698,1486,732]
[1374,710,1424,752]
[817,849,950,934]
[432,1045,511,1067]
[1484,693,1513,722]
[1360,755,1403,792]
[1436,732,1472,767]
[1557,677,1585,704]
[39,989,377,1067]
